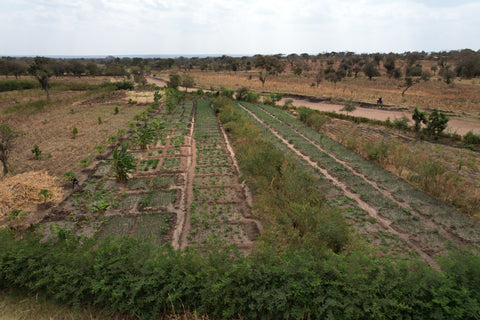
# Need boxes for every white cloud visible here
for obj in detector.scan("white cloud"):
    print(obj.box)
[0,0,479,55]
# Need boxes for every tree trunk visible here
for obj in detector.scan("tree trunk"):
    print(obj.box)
[1,158,8,175]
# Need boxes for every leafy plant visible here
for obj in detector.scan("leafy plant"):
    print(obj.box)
[133,123,156,149]
[426,108,449,138]
[72,126,78,139]
[112,144,136,182]
[412,107,427,131]
[38,189,52,203]
[31,144,42,160]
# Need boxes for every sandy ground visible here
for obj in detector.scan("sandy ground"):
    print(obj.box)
[284,99,480,135]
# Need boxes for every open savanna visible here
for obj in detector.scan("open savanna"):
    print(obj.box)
[164,68,480,118]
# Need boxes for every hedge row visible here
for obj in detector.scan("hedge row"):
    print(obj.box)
[1,231,480,319]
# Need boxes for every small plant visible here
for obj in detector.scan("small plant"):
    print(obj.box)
[31,144,42,160]
[38,189,53,203]
[72,126,78,139]
[62,171,76,182]
[80,157,91,167]
[95,145,106,154]
[98,116,102,124]
[8,209,28,222]
[114,106,119,114]
[107,135,117,143]
[128,98,137,105]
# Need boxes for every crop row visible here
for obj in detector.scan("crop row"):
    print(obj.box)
[237,102,479,259]
[187,100,255,248]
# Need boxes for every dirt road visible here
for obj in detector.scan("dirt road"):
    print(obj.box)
[283,98,480,135]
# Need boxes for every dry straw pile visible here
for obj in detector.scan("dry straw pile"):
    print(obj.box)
[0,171,64,217]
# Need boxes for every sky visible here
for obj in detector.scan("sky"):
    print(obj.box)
[0,0,479,57]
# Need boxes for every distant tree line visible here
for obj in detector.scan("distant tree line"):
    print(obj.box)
[1,49,479,86]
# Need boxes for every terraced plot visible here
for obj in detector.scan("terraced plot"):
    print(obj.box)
[181,99,260,250]
[237,101,480,265]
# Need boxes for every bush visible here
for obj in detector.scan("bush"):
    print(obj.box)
[463,131,480,145]
[235,86,259,103]
[0,79,38,92]
[112,81,134,90]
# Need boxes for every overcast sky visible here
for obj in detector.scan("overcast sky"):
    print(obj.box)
[1,0,479,57]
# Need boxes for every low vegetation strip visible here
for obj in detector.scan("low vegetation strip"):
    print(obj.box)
[238,101,479,259]
[236,101,442,267]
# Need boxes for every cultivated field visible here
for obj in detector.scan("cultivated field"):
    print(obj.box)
[1,72,480,319]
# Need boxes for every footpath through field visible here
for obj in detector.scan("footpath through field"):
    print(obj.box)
[237,102,480,266]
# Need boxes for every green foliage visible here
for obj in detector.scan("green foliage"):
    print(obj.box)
[112,144,136,182]
[220,86,234,98]
[340,98,356,115]
[153,90,162,103]
[412,107,427,131]
[0,79,38,92]
[62,171,76,182]
[8,209,27,222]
[112,80,134,90]
[235,86,260,102]
[97,116,102,124]
[463,131,480,145]
[80,157,91,167]
[426,109,449,138]
[392,115,410,130]
[263,92,283,107]
[72,126,78,139]
[297,107,330,130]
[167,74,181,89]
[38,189,52,203]
[31,144,42,160]
[114,106,119,115]
[133,123,156,150]
[94,145,106,154]
[0,230,479,319]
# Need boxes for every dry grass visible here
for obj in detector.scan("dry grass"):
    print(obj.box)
[326,120,480,216]
[0,171,64,217]
[171,68,480,117]
[0,82,148,179]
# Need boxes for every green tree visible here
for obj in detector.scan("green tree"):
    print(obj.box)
[363,62,380,80]
[412,107,427,132]
[112,144,136,182]
[426,109,449,138]
[181,74,195,92]
[167,74,182,89]
[28,57,53,99]
[255,55,285,87]
[0,124,19,175]
[340,99,356,115]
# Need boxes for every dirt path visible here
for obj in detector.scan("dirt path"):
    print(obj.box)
[282,98,480,135]
[238,102,439,268]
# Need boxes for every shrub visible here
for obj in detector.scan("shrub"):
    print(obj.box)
[463,131,480,145]
[31,145,42,160]
[0,79,38,92]
[113,81,134,90]
[392,115,410,130]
